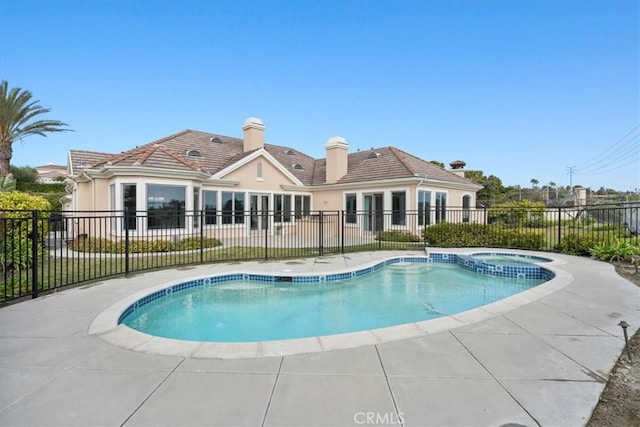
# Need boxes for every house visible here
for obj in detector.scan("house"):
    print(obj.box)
[35,164,67,183]
[66,118,482,240]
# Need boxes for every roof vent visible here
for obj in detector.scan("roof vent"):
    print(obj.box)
[186,150,202,157]
[285,149,295,155]
[210,137,222,143]
[367,152,380,159]
[293,164,304,170]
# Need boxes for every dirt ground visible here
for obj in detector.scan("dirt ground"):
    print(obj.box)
[587,263,640,427]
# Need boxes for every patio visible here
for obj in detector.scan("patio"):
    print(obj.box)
[1,249,638,426]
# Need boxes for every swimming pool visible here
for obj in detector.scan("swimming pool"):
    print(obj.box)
[119,255,554,342]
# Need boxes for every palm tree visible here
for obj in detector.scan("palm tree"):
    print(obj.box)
[530,178,539,189]
[549,181,557,200]
[0,81,71,178]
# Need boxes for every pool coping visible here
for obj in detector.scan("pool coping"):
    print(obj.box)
[88,250,573,359]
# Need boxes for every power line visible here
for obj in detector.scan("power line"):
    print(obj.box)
[576,125,640,170]
[577,138,640,175]
[583,156,640,176]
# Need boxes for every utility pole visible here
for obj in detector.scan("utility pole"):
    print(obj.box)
[566,166,577,192]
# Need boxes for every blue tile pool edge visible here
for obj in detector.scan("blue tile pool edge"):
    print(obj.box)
[117,253,556,325]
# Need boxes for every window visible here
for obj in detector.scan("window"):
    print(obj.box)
[418,191,431,226]
[147,185,186,229]
[345,193,357,224]
[435,192,447,224]
[294,195,310,219]
[392,191,406,225]
[221,191,245,224]
[257,161,263,179]
[462,195,471,223]
[123,184,137,230]
[203,190,218,225]
[193,187,200,228]
[275,194,292,223]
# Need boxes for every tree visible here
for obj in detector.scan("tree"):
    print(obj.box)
[549,181,557,200]
[530,178,539,188]
[430,160,445,168]
[463,170,484,185]
[0,81,71,178]
[466,170,505,206]
[9,165,37,183]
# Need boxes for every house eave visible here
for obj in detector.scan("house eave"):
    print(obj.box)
[424,179,484,191]
[281,177,483,192]
[296,177,423,191]
[203,178,240,187]
[83,166,210,181]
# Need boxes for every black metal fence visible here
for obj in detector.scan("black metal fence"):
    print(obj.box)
[1,203,638,303]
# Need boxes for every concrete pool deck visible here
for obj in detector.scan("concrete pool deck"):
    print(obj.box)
[1,249,639,426]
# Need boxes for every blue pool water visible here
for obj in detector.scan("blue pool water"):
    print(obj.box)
[121,261,548,342]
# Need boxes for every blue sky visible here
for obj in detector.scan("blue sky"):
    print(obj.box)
[1,0,638,191]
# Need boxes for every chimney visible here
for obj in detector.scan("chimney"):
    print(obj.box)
[449,160,466,177]
[242,117,264,152]
[325,136,349,183]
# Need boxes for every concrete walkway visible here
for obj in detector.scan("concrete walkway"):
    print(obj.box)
[1,250,638,427]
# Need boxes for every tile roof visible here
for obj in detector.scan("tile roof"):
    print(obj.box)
[68,129,478,187]
[68,150,113,175]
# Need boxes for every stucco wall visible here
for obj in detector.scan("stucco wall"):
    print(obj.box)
[223,157,297,192]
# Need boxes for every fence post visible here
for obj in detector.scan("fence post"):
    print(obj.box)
[31,210,38,299]
[200,210,204,264]
[319,210,324,257]
[125,214,130,277]
[557,207,562,250]
[341,210,345,254]
[483,205,488,226]
[264,213,269,261]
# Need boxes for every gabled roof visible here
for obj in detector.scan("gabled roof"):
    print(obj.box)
[68,129,479,188]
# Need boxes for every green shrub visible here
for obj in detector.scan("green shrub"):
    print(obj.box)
[590,240,640,263]
[488,200,546,227]
[175,237,223,250]
[562,217,596,228]
[68,237,118,253]
[554,233,601,256]
[68,236,223,253]
[0,238,46,270]
[422,223,544,250]
[522,219,547,228]
[422,223,487,246]
[15,182,65,193]
[128,239,173,253]
[0,191,52,240]
[37,192,65,212]
[376,230,421,242]
[491,228,545,249]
